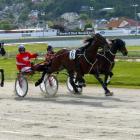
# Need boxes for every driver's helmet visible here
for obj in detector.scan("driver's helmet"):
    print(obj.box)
[47,45,53,52]
[18,44,25,53]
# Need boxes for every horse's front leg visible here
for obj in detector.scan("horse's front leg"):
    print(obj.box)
[104,74,109,86]
[94,73,113,96]
[0,69,4,87]
[35,66,48,87]
[75,59,86,87]
[104,72,114,86]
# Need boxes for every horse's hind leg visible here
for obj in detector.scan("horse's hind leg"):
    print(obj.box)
[0,69,4,87]
[75,59,86,87]
[94,74,113,96]
[69,73,79,94]
[75,74,86,87]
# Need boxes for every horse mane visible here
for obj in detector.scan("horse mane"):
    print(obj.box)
[84,37,94,44]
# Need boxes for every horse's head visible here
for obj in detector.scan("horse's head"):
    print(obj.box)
[91,33,110,50]
[111,39,128,56]
[0,42,6,56]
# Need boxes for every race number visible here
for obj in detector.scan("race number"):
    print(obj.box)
[69,50,76,60]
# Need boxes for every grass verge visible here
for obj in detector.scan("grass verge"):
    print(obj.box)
[0,58,140,88]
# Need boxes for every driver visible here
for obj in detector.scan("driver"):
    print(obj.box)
[16,45,38,72]
[45,45,55,66]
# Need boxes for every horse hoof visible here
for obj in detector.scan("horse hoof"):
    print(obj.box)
[35,82,39,87]
[105,91,113,96]
[35,80,42,87]
[0,82,4,87]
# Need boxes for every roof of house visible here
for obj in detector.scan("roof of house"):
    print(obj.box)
[107,17,140,28]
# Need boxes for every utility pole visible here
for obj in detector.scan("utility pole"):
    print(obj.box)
[89,7,94,30]
[132,4,139,35]
[89,7,94,19]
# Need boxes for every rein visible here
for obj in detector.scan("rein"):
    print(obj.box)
[83,51,93,65]
[83,50,98,74]
[34,60,46,66]
[108,49,116,56]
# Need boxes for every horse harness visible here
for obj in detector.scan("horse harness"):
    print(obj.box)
[73,49,97,74]
[76,47,116,74]
[97,49,116,71]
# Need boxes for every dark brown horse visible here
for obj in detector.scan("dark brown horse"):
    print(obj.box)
[0,42,6,87]
[67,38,128,96]
[34,33,111,95]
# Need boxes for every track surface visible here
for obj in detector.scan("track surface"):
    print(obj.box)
[0,82,140,140]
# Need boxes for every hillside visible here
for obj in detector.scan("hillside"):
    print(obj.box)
[0,0,140,29]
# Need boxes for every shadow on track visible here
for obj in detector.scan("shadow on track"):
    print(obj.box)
[14,94,133,108]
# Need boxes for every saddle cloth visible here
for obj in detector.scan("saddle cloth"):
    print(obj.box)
[69,50,76,60]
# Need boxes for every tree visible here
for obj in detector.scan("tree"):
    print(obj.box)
[84,21,92,30]
[79,14,89,20]
[0,20,15,30]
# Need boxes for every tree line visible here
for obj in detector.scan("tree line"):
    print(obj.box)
[0,0,139,30]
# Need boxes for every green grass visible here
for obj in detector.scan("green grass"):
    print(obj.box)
[5,43,62,58]
[127,46,140,51]
[125,46,140,57]
[4,44,140,58]
[5,43,48,55]
[0,57,140,88]
[1,43,140,88]
[108,61,140,87]
[0,58,16,80]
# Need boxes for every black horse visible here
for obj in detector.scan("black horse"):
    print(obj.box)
[0,42,6,87]
[89,38,128,95]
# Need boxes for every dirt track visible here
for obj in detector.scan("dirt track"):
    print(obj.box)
[0,82,140,140]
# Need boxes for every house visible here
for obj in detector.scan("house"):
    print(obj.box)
[95,19,108,29]
[28,10,39,19]
[32,0,44,3]
[64,20,86,31]
[61,12,79,23]
[107,17,140,29]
